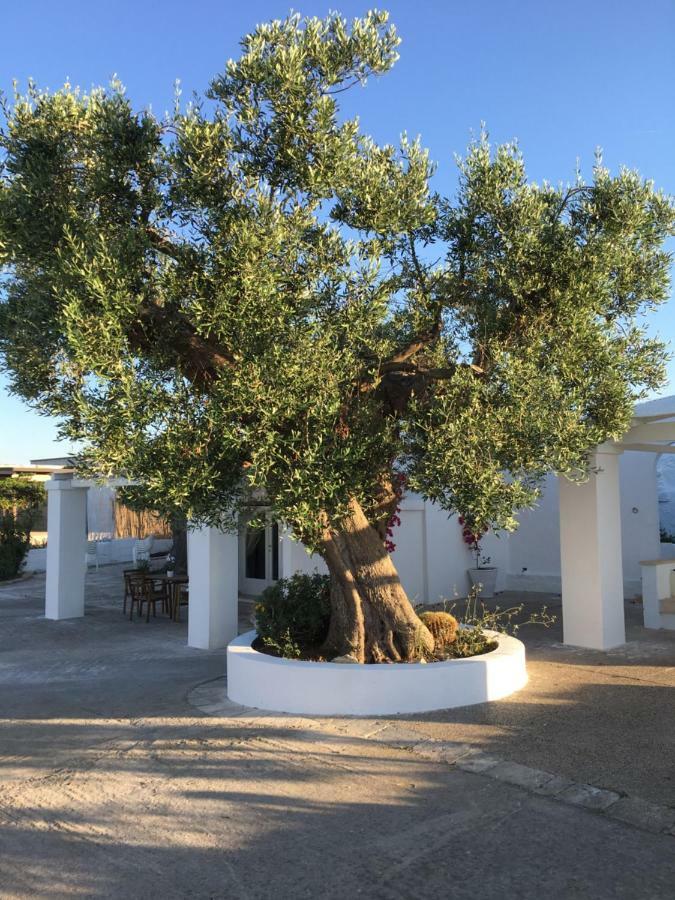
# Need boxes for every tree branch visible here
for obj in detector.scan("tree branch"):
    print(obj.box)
[553,185,594,222]
[127,301,236,387]
[407,232,429,292]
[145,226,184,262]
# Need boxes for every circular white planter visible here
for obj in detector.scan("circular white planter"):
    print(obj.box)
[227,629,527,716]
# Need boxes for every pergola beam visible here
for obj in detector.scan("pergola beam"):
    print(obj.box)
[631,412,675,423]
[618,442,675,454]
[620,422,675,443]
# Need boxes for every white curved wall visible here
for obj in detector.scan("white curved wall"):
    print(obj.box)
[227,629,528,715]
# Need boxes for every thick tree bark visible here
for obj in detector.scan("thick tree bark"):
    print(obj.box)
[171,517,188,576]
[320,498,434,663]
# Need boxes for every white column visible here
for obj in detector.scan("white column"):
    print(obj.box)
[559,444,626,649]
[187,525,239,650]
[640,560,675,630]
[45,477,88,620]
[278,524,295,579]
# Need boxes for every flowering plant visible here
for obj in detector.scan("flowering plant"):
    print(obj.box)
[458,516,491,569]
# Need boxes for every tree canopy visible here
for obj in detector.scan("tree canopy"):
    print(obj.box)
[0,9,672,553]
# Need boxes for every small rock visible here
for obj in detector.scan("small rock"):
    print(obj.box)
[331,654,360,664]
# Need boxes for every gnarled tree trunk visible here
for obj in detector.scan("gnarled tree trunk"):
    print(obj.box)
[320,498,434,663]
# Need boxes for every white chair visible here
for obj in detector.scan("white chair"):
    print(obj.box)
[132,536,155,566]
[85,540,99,570]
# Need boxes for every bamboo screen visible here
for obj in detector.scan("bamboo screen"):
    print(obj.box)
[113,502,172,539]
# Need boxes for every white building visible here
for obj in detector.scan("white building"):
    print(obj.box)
[248,453,659,602]
[247,398,675,607]
[37,395,675,656]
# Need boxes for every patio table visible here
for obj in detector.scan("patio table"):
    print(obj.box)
[150,573,189,621]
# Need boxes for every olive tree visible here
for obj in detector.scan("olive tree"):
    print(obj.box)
[1,11,672,660]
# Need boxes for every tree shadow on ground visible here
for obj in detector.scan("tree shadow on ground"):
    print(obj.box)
[1,716,674,900]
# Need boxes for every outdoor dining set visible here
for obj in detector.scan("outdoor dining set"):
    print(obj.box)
[122,569,189,622]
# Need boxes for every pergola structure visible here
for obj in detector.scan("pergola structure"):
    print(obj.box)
[44,474,295,651]
[43,407,675,653]
[559,407,675,649]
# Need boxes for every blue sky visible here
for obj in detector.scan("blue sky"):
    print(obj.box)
[1,0,674,463]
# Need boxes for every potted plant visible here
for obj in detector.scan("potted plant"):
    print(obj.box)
[460,517,498,599]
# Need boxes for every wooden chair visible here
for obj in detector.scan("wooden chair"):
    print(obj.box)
[123,570,145,616]
[127,574,148,621]
[127,575,168,622]
[142,576,169,622]
[172,583,189,622]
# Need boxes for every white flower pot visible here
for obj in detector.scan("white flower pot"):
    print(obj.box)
[468,566,498,599]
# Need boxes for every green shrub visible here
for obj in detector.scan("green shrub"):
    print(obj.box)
[0,526,31,580]
[0,478,44,581]
[255,573,331,658]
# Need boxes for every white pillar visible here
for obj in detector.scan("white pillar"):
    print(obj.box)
[278,524,295,579]
[45,477,88,620]
[640,559,675,630]
[559,444,626,649]
[187,525,239,649]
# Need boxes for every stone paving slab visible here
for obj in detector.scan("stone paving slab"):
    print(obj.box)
[606,796,675,835]
[556,782,622,812]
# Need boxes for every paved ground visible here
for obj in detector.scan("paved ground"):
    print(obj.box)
[0,566,674,899]
[412,594,675,807]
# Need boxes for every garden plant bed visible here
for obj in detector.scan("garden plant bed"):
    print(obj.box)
[227,628,528,716]
[251,632,498,663]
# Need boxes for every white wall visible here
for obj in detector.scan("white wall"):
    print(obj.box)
[619,452,660,595]
[395,495,509,605]
[86,486,115,537]
[25,536,173,573]
[506,452,660,597]
[243,494,509,605]
[506,474,561,592]
[257,452,661,604]
[286,538,328,578]
[656,452,675,537]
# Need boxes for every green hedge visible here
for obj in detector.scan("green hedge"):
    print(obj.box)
[0,529,30,580]
[0,478,45,580]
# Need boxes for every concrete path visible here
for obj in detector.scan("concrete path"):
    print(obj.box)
[0,567,673,898]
